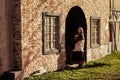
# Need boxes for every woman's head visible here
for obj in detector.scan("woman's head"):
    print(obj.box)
[77,27,83,34]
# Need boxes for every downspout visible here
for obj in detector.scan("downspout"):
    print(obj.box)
[113,22,117,51]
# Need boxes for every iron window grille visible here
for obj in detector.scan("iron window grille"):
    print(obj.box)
[42,12,60,55]
[90,16,101,48]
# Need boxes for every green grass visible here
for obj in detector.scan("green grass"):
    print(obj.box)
[24,52,120,80]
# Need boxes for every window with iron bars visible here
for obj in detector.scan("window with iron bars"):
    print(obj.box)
[42,12,60,55]
[90,17,100,48]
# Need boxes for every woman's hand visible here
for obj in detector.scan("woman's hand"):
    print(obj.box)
[74,34,79,39]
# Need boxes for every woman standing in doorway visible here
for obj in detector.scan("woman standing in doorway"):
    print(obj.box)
[71,26,85,67]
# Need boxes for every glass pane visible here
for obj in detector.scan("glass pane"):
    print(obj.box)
[97,36,99,43]
[53,18,56,32]
[46,34,49,41]
[92,38,95,43]
[51,17,54,26]
[51,25,53,34]
[49,33,51,41]
[45,17,47,25]
[92,32,95,35]
[51,34,53,41]
[46,17,49,26]
[48,17,51,25]
[47,26,49,33]
[95,27,97,33]
[53,41,55,48]
[46,42,49,49]
[53,34,55,40]
[51,42,54,49]
[53,17,56,25]
[44,17,47,33]
[46,17,49,33]
[49,41,51,49]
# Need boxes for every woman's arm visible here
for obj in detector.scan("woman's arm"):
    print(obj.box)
[74,34,83,43]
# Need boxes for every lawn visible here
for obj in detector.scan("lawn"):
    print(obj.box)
[24,52,120,80]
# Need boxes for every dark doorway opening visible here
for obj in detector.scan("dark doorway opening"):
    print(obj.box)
[65,6,87,64]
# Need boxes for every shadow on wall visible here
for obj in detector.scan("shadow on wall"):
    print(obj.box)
[57,51,66,70]
[1,0,22,80]
[12,0,22,71]
[57,32,66,70]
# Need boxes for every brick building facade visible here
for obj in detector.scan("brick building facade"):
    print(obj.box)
[0,0,120,79]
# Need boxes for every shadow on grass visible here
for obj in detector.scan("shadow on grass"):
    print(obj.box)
[63,62,110,71]
[83,62,110,68]
[64,66,79,70]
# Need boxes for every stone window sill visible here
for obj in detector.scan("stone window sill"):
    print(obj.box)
[44,49,59,55]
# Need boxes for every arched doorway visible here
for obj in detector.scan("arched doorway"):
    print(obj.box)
[65,6,87,64]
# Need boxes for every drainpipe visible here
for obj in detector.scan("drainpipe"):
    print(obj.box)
[112,22,117,51]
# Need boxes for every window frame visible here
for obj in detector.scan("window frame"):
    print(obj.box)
[42,12,61,55]
[90,16,101,48]
[109,0,114,9]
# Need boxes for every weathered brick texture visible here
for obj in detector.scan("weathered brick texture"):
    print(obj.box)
[20,0,110,77]
[1,0,120,79]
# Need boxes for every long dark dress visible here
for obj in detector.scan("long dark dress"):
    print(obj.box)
[71,34,84,62]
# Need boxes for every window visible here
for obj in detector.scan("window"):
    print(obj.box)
[42,12,60,55]
[109,0,114,9]
[90,17,100,48]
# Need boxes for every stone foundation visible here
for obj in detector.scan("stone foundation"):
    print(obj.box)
[87,44,111,62]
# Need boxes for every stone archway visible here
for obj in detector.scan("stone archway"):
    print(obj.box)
[65,6,87,64]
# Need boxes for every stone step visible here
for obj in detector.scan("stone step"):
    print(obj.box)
[2,71,22,80]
